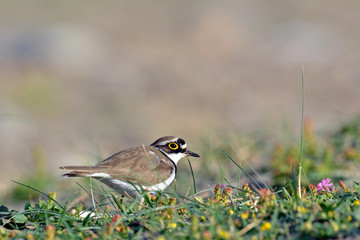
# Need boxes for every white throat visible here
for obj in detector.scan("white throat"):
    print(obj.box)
[159,149,186,165]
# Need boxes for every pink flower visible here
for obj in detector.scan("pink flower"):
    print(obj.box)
[317,178,335,192]
[221,184,226,188]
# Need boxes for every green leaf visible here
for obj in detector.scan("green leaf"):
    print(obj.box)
[0,205,9,213]
[24,202,32,210]
[12,214,28,223]
[0,205,9,217]
[353,206,360,221]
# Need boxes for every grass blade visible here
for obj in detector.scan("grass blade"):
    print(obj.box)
[298,66,305,198]
[111,193,127,214]
[187,157,197,194]
[220,150,261,189]
[11,180,64,210]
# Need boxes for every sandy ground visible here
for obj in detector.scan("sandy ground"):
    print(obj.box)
[0,1,360,195]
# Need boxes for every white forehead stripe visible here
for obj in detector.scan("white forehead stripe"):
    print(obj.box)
[157,138,178,146]
[180,144,187,149]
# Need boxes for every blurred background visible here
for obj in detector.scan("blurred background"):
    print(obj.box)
[1,1,360,205]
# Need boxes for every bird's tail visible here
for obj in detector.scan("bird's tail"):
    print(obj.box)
[59,166,107,177]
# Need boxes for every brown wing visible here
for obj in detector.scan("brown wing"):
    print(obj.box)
[60,146,174,186]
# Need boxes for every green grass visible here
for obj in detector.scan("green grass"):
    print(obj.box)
[1,116,360,239]
[2,178,360,239]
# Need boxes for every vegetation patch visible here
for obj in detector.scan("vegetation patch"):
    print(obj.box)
[1,116,360,239]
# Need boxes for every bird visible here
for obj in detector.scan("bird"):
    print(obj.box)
[59,136,200,198]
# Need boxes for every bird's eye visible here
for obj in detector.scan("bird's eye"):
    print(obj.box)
[168,142,179,150]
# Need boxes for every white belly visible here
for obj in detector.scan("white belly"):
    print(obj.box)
[93,171,176,198]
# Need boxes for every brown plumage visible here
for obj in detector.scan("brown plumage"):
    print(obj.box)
[60,146,174,186]
[59,136,200,197]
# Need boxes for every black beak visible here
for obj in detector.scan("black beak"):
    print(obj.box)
[186,149,200,157]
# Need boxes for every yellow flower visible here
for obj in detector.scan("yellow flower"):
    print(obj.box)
[297,206,307,214]
[229,209,234,216]
[348,215,352,221]
[354,200,360,206]
[167,222,177,229]
[331,222,339,232]
[218,229,230,239]
[320,212,327,219]
[260,222,271,231]
[240,212,249,220]
[158,236,165,240]
[201,216,207,221]
[328,211,335,218]
[304,221,312,231]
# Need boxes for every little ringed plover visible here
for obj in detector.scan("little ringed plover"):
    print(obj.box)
[59,136,200,198]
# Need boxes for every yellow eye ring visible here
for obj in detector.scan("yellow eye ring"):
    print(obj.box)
[168,142,179,150]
